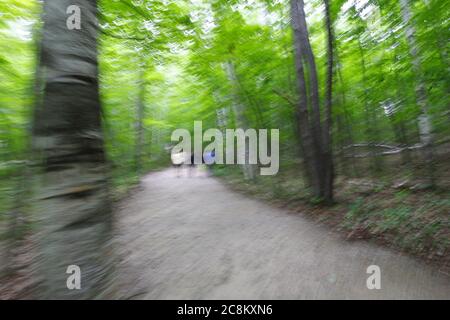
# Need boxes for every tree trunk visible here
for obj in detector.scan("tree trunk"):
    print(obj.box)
[135,60,146,174]
[224,60,257,181]
[290,0,334,202]
[290,0,320,195]
[32,0,114,299]
[399,0,435,186]
[322,0,335,203]
[358,39,382,173]
[388,30,412,165]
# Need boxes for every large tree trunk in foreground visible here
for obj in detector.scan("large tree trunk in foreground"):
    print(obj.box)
[32,0,113,299]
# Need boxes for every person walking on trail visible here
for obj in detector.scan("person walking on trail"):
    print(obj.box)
[171,150,188,178]
[203,150,216,176]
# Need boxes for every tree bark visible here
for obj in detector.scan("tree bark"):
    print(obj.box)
[32,0,114,299]
[135,58,146,174]
[322,0,335,203]
[290,0,319,195]
[399,0,435,186]
[224,60,257,181]
[290,0,334,202]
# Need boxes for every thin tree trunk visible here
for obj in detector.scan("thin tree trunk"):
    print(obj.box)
[32,0,114,299]
[294,0,323,171]
[291,0,333,201]
[399,0,435,186]
[135,60,146,174]
[322,0,335,203]
[224,60,257,181]
[290,0,321,195]
[391,34,412,165]
[358,39,382,173]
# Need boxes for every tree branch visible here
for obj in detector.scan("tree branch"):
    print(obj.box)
[272,89,296,107]
[342,143,424,157]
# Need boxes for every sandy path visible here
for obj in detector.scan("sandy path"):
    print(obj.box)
[115,168,450,299]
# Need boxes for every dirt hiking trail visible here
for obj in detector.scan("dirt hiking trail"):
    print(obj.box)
[115,168,450,299]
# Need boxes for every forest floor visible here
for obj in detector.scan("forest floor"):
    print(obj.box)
[114,167,450,299]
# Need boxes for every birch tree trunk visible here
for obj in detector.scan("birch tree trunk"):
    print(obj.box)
[399,0,435,186]
[32,0,114,299]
